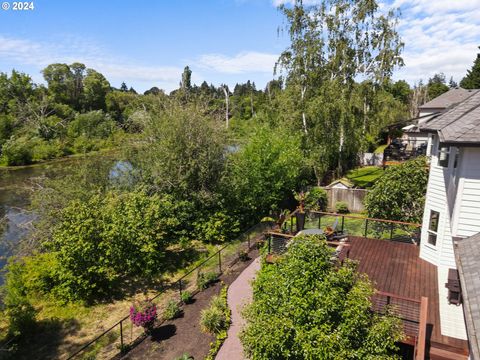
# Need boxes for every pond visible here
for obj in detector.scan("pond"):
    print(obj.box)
[0,154,126,284]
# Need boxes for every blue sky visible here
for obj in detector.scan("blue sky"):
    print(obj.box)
[0,0,479,92]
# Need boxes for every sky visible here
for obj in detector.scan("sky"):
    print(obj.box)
[0,0,479,93]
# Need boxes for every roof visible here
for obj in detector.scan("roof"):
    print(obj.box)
[419,88,479,110]
[454,233,480,360]
[326,179,354,189]
[419,90,480,144]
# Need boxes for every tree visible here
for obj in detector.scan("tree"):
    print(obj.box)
[365,157,429,223]
[427,73,449,100]
[224,125,303,223]
[240,236,404,359]
[119,82,128,92]
[180,66,192,90]
[42,63,75,105]
[83,69,111,110]
[460,47,480,89]
[131,101,226,204]
[275,0,403,181]
[51,190,192,302]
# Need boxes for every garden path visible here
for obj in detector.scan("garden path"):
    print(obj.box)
[215,257,261,360]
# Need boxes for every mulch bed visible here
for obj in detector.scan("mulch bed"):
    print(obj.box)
[120,247,260,360]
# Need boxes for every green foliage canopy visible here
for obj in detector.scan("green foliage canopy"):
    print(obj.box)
[365,157,429,223]
[240,236,404,359]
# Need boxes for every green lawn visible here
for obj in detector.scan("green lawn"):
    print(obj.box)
[345,166,384,188]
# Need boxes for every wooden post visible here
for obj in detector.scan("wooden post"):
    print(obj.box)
[390,223,394,240]
[318,215,321,229]
[179,279,182,297]
[364,219,369,238]
[120,320,124,351]
[341,216,345,233]
[218,251,222,273]
[416,297,428,360]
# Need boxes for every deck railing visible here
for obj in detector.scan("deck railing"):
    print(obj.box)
[64,221,268,360]
[309,211,422,245]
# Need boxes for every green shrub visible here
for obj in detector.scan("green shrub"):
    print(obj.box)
[32,139,64,161]
[1,136,34,165]
[197,272,218,290]
[238,249,249,262]
[2,259,37,337]
[209,294,227,313]
[163,300,181,320]
[240,236,404,359]
[365,157,429,223]
[305,187,328,211]
[194,211,240,244]
[336,201,349,214]
[181,291,193,304]
[200,304,225,334]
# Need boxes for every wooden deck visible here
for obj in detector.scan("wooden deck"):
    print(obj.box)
[347,236,469,357]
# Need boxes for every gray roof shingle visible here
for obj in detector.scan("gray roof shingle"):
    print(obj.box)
[419,90,480,144]
[455,233,480,360]
[419,88,479,110]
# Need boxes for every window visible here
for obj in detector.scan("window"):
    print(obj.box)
[453,148,459,169]
[438,145,450,167]
[428,210,440,246]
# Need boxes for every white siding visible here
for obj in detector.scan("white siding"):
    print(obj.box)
[437,266,468,340]
[419,136,455,267]
[452,148,480,238]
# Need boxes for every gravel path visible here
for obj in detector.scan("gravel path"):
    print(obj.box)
[216,257,261,360]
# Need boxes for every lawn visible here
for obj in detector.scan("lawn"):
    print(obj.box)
[345,166,384,188]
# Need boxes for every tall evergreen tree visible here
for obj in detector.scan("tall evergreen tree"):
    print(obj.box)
[460,48,480,89]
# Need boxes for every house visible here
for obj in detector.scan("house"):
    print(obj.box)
[418,89,480,355]
[402,88,479,150]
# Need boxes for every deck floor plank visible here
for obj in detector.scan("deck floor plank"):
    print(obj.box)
[347,236,468,356]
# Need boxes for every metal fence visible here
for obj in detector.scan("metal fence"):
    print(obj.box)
[307,211,422,244]
[65,222,269,360]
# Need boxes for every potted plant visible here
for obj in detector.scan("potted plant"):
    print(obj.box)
[130,299,157,334]
[294,190,308,232]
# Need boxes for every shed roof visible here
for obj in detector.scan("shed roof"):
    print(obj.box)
[419,88,479,110]
[454,233,480,360]
[419,90,480,144]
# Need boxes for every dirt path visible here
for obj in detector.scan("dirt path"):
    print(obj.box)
[215,257,260,360]
[121,248,260,360]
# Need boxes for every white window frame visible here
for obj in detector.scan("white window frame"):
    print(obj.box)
[427,210,440,246]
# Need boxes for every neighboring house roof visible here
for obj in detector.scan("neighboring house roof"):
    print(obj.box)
[419,88,479,110]
[420,90,480,144]
[326,179,353,189]
[454,233,480,360]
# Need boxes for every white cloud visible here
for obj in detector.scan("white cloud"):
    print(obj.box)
[0,35,183,90]
[197,51,278,74]
[270,0,480,84]
[389,0,480,83]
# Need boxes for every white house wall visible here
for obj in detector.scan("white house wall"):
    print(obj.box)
[451,147,480,238]
[420,137,455,268]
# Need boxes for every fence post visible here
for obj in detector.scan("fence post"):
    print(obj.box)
[218,250,222,273]
[364,219,369,238]
[120,320,124,351]
[268,235,271,254]
[341,216,345,233]
[179,279,182,297]
[389,223,394,240]
[290,217,293,233]
[318,215,321,229]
